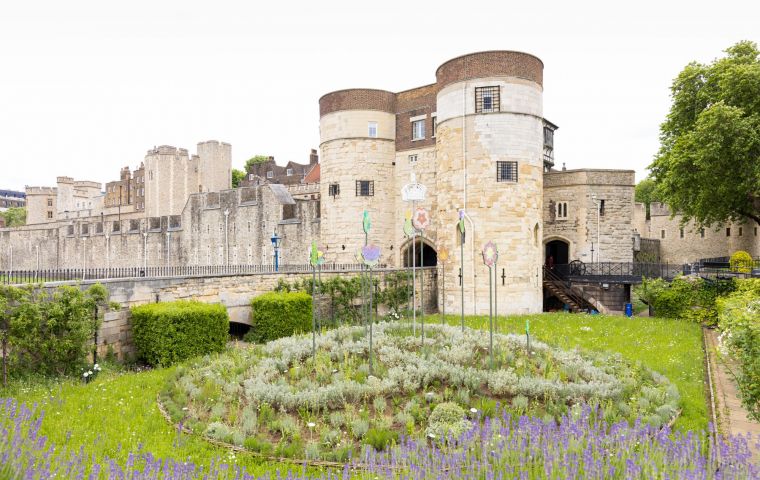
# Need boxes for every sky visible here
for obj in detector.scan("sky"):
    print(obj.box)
[1,0,758,192]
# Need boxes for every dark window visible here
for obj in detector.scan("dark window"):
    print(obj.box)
[282,204,296,220]
[315,200,321,219]
[680,228,684,238]
[599,199,606,216]
[356,180,374,196]
[47,211,53,219]
[660,229,665,239]
[755,227,758,236]
[726,228,731,237]
[700,228,705,238]
[543,126,554,149]
[739,227,743,236]
[496,161,518,182]
[81,223,89,235]
[475,86,500,113]
[47,198,53,207]
[329,183,340,197]
[112,221,120,233]
[66,225,74,236]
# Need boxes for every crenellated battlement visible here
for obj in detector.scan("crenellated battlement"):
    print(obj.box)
[25,186,57,195]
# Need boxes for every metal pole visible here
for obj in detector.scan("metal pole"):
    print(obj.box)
[420,232,424,345]
[312,266,316,365]
[441,262,445,325]
[460,232,464,333]
[412,200,416,335]
[368,267,374,376]
[494,254,498,331]
[489,265,493,369]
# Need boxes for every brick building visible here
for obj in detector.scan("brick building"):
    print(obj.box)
[240,149,319,187]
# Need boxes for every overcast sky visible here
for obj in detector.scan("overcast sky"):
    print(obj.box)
[1,0,757,192]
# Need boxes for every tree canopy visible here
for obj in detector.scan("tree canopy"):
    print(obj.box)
[634,178,660,220]
[649,41,760,226]
[231,168,246,188]
[244,155,271,173]
[0,207,26,227]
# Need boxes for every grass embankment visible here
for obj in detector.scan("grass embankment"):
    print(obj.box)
[2,313,708,473]
[441,312,707,432]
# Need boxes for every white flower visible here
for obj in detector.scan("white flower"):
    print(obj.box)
[83,372,90,377]
[470,407,478,414]
[307,422,316,428]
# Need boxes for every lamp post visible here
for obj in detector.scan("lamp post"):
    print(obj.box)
[224,208,230,265]
[271,231,281,272]
[591,194,601,263]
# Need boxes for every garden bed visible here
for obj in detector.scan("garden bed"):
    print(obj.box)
[160,323,681,462]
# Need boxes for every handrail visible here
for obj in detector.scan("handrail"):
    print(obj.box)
[543,266,590,310]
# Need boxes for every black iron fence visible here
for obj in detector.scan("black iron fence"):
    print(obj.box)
[553,262,687,281]
[1,263,390,285]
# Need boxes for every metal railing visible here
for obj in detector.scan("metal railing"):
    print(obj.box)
[552,262,687,281]
[1,263,389,285]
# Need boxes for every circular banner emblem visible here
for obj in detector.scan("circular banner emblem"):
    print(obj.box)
[438,246,450,263]
[482,241,498,267]
[362,244,381,267]
[412,207,430,231]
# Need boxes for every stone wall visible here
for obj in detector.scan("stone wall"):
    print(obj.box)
[0,184,321,270]
[633,202,760,263]
[78,268,438,360]
[543,169,635,263]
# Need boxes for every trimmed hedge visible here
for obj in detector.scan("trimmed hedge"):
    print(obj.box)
[248,291,311,343]
[131,301,229,366]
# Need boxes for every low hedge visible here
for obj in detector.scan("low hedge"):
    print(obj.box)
[131,301,229,366]
[247,291,312,343]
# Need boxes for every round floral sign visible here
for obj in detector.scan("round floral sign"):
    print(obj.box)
[482,241,498,267]
[412,207,430,231]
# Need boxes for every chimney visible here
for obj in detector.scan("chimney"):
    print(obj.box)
[309,148,318,165]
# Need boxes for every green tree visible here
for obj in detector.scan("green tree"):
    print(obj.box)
[1,207,26,227]
[635,177,659,219]
[244,155,271,173]
[231,168,246,188]
[649,41,760,226]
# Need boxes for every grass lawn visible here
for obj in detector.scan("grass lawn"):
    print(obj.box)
[440,312,707,432]
[1,312,708,474]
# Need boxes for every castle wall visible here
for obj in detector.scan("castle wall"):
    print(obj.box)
[25,187,57,225]
[319,106,397,264]
[633,202,760,263]
[144,146,200,218]
[435,73,544,316]
[543,169,635,263]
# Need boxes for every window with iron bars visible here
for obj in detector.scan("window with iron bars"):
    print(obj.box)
[496,161,518,182]
[328,183,340,197]
[475,86,500,113]
[356,180,374,196]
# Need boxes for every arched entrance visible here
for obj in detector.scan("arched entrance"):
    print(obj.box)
[545,239,569,265]
[402,239,437,267]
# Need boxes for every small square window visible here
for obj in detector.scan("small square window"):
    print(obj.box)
[356,180,374,197]
[496,161,518,182]
[368,122,377,138]
[475,86,500,113]
[328,183,340,197]
[286,168,293,176]
[267,171,273,179]
[409,154,418,164]
[412,120,425,141]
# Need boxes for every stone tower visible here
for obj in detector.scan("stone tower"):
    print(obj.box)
[197,140,232,193]
[435,51,546,314]
[318,89,397,263]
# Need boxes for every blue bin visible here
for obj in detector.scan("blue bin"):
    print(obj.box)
[625,303,633,318]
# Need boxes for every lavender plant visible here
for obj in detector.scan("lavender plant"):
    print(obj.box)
[1,398,757,479]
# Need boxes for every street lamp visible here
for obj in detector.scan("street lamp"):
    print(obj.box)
[591,194,601,263]
[271,231,282,272]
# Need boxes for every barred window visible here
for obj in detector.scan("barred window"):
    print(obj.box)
[476,86,500,113]
[356,180,374,196]
[328,183,340,197]
[408,154,418,164]
[496,161,518,182]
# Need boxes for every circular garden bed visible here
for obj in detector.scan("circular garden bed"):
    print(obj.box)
[159,323,680,462]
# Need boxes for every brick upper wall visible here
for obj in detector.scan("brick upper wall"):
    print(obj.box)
[319,89,397,117]
[395,84,437,152]
[435,51,543,89]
